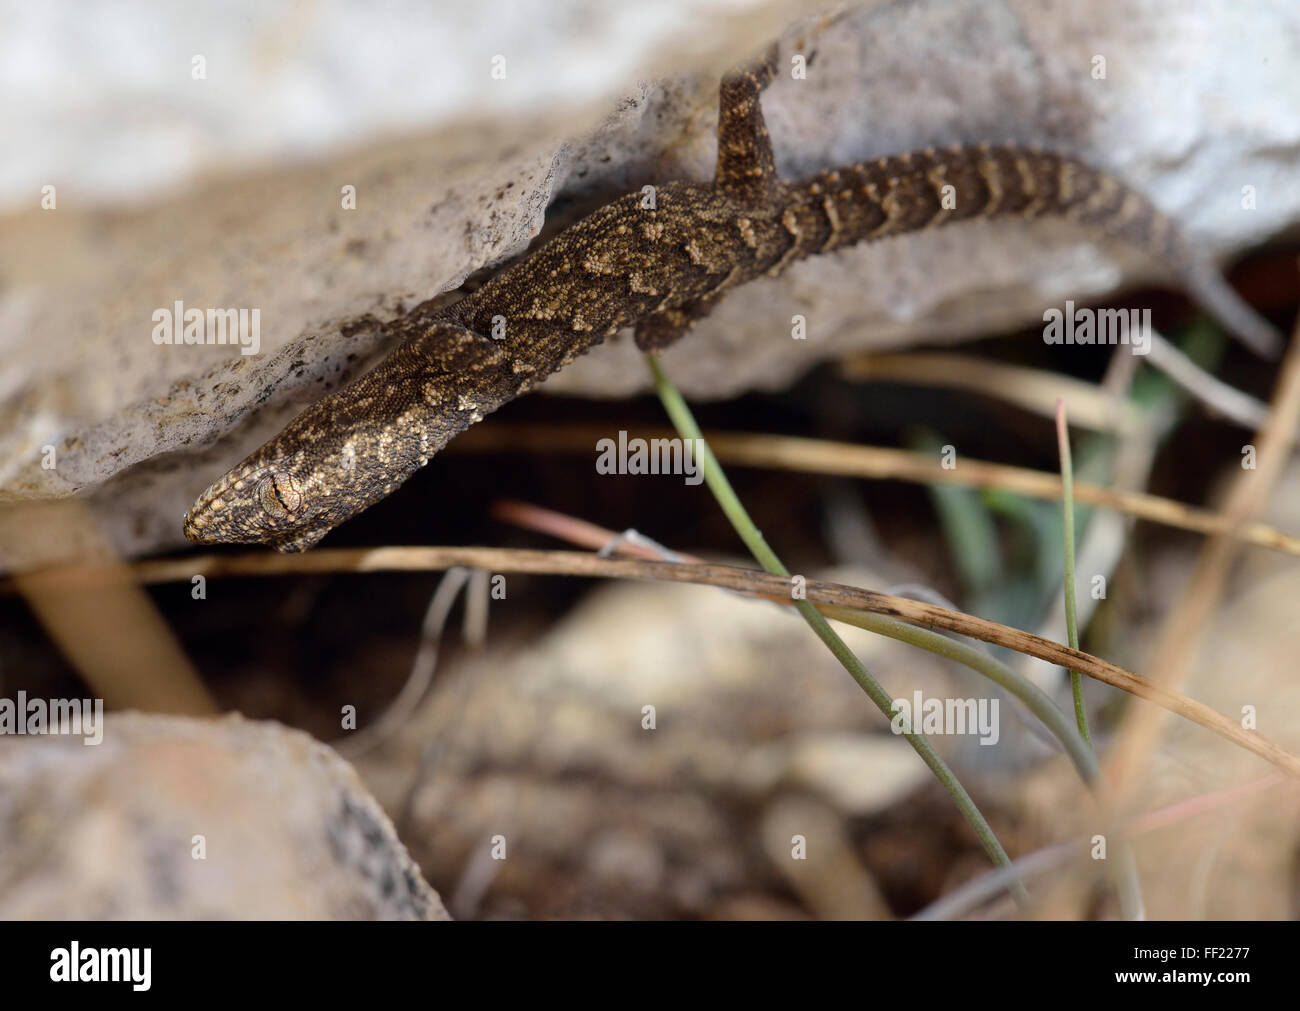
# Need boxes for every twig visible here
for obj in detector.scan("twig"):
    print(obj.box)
[0,499,216,715]
[1056,400,1092,745]
[1147,332,1269,428]
[838,351,1147,433]
[334,567,472,758]
[25,546,1300,779]
[1108,311,1300,797]
[838,343,1269,431]
[451,424,1300,557]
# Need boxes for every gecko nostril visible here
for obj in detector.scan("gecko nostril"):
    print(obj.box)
[256,472,302,521]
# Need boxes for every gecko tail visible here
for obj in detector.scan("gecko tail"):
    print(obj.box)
[1179,259,1285,359]
[785,146,1287,359]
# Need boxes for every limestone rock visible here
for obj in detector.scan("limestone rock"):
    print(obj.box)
[0,712,449,920]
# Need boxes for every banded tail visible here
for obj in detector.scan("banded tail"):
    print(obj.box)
[780,145,1282,357]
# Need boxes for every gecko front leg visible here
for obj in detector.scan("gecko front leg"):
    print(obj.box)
[713,48,784,208]
[634,51,787,353]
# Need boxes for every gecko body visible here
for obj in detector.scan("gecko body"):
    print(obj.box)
[184,54,1281,552]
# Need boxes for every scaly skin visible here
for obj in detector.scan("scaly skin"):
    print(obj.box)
[184,53,1281,552]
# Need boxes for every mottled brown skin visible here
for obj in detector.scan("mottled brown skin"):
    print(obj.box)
[184,53,1282,552]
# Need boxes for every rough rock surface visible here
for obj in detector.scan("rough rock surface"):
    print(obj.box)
[2,0,1297,557]
[0,712,449,919]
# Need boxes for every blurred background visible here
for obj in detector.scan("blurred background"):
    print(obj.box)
[1,0,1298,920]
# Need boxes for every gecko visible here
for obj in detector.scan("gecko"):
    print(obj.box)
[184,50,1283,553]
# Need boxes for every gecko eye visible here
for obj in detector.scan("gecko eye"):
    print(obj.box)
[257,472,303,521]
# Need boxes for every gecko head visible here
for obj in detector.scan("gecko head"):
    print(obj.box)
[184,462,329,553]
